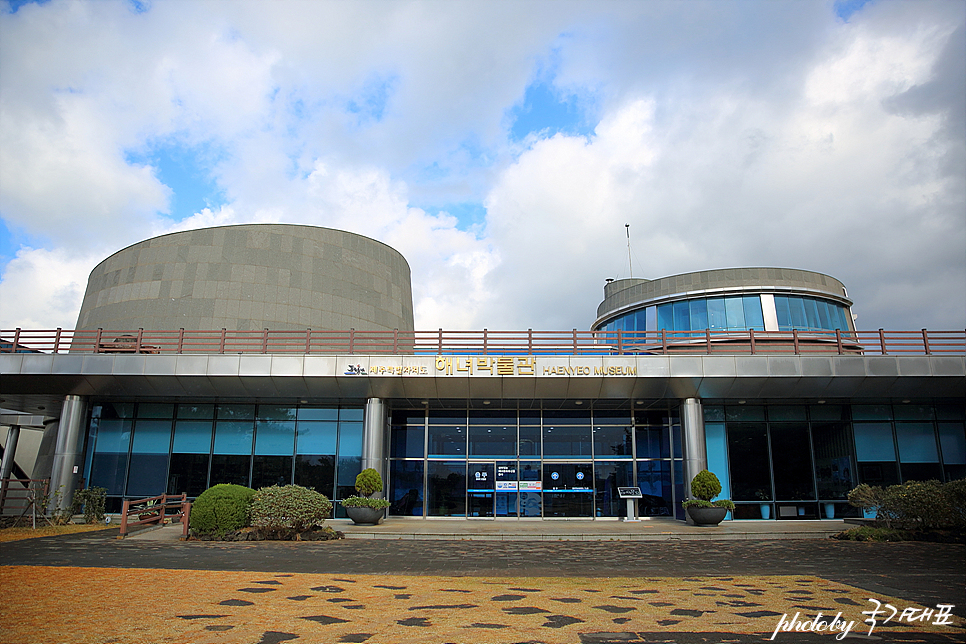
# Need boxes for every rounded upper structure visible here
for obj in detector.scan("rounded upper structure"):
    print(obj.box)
[75,224,414,333]
[593,267,853,334]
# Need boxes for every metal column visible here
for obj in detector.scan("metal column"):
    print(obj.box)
[681,397,708,496]
[362,398,387,492]
[48,395,88,513]
[0,425,20,480]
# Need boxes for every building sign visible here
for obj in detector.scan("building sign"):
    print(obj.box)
[519,481,542,491]
[496,481,518,491]
[343,357,638,377]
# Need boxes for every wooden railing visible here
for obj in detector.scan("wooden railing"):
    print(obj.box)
[0,477,48,516]
[2,328,964,357]
[118,493,191,538]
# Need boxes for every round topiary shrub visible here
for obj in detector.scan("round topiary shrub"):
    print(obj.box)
[354,468,383,497]
[190,483,256,539]
[249,484,333,540]
[690,469,722,502]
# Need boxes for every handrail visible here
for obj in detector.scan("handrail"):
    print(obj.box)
[0,477,48,515]
[118,493,191,539]
[2,328,964,357]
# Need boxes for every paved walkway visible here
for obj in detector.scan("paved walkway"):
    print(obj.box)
[124,516,852,541]
[1,521,963,643]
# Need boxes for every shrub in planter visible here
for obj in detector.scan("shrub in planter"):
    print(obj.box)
[342,468,391,510]
[73,487,107,524]
[190,484,256,539]
[682,470,736,511]
[249,484,333,540]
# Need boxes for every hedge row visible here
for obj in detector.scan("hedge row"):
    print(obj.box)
[848,478,966,530]
[190,483,332,540]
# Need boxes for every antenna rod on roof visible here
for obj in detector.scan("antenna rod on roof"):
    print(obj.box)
[625,224,633,278]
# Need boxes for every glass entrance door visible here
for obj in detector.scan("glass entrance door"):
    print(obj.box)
[467,462,495,518]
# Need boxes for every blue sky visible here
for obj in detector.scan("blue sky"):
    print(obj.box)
[1,0,963,331]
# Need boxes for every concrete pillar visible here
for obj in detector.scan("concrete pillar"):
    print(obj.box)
[362,398,387,492]
[1,425,21,480]
[48,395,87,513]
[681,398,708,497]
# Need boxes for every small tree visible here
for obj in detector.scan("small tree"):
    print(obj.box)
[342,468,390,509]
[682,470,735,510]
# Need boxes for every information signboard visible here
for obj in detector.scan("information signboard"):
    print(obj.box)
[618,487,643,498]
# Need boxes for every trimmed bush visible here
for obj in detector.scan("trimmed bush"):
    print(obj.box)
[190,484,256,538]
[849,479,966,530]
[690,470,722,502]
[249,484,333,540]
[354,468,383,497]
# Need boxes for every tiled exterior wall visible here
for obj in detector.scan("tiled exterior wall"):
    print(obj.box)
[75,224,414,332]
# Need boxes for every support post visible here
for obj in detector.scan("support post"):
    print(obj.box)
[362,398,387,494]
[680,398,708,524]
[47,395,87,515]
[0,425,21,480]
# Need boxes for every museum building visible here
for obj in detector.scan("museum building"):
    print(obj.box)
[1,224,964,522]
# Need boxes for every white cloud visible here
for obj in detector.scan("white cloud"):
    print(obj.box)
[0,0,962,333]
[0,247,98,329]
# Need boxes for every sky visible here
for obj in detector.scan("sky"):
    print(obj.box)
[0,0,963,332]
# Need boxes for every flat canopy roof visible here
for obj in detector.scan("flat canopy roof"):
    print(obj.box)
[2,353,963,415]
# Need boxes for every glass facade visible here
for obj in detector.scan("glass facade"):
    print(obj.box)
[387,406,682,519]
[703,402,966,520]
[599,294,851,334]
[85,402,364,514]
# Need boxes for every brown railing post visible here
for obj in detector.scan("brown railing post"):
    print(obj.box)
[706,328,712,354]
[793,329,800,355]
[879,328,888,355]
[349,328,355,354]
[749,328,756,355]
[836,329,843,355]
[393,329,399,354]
[120,498,131,536]
[219,328,227,354]
[922,329,931,355]
[135,328,144,353]
[483,329,488,355]
[182,501,192,539]
[528,329,533,355]
[53,328,62,353]
[438,328,443,354]
[12,328,21,353]
[573,329,578,354]
[305,328,312,353]
[262,328,269,354]
[661,329,667,354]
[94,328,103,353]
[178,328,185,353]
[617,329,623,354]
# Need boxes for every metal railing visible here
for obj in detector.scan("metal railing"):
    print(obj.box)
[2,327,964,357]
[118,493,191,538]
[0,477,48,518]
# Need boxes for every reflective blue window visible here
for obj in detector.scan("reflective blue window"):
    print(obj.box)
[742,296,764,330]
[255,419,296,456]
[213,405,255,455]
[707,298,726,330]
[297,421,338,455]
[724,297,745,329]
[895,423,939,463]
[657,303,673,331]
[689,298,708,333]
[854,423,896,461]
[939,423,966,464]
[672,300,690,331]
[172,421,213,453]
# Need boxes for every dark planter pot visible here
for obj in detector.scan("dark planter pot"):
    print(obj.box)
[686,506,728,527]
[345,506,385,525]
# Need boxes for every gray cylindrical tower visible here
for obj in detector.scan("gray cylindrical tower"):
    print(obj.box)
[74,224,414,332]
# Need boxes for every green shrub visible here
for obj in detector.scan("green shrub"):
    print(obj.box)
[833,526,909,542]
[342,496,390,509]
[190,484,256,538]
[849,479,966,530]
[354,468,383,497]
[249,485,333,540]
[73,487,106,524]
[690,470,722,502]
